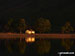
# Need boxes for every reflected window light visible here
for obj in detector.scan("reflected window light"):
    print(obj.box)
[28,37,32,41]
[25,37,35,43]
[31,37,35,42]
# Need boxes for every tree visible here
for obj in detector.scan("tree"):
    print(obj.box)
[17,18,27,41]
[17,18,27,33]
[61,21,74,51]
[34,17,51,33]
[4,18,14,32]
[61,21,74,33]
[34,17,51,55]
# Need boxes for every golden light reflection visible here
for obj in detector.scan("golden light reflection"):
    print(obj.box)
[31,37,35,42]
[28,37,32,41]
[25,37,35,43]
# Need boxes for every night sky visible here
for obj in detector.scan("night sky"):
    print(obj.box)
[0,0,75,31]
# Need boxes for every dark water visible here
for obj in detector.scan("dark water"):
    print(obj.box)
[0,39,75,56]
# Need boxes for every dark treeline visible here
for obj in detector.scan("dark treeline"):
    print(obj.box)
[0,16,75,33]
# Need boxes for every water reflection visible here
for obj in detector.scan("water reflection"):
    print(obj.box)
[0,38,75,56]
